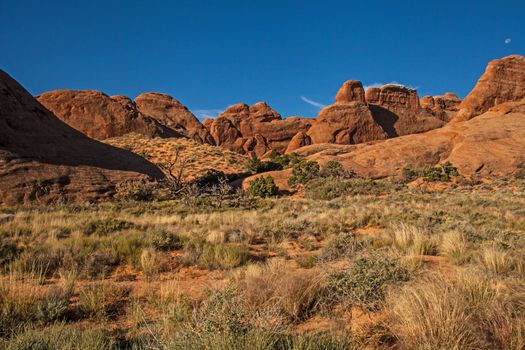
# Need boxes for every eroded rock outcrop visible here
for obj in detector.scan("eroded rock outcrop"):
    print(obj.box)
[134,93,214,144]
[285,131,312,153]
[365,84,445,136]
[0,70,163,205]
[455,55,525,121]
[37,90,179,140]
[208,102,312,156]
[298,103,525,178]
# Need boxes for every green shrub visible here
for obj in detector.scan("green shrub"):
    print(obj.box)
[320,160,356,179]
[247,176,278,198]
[150,230,182,251]
[327,254,409,311]
[247,154,282,174]
[288,160,320,186]
[403,161,459,182]
[36,287,70,324]
[296,254,317,269]
[267,151,303,169]
[305,177,352,200]
[318,232,359,262]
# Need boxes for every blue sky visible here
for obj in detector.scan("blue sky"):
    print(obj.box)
[2,1,524,119]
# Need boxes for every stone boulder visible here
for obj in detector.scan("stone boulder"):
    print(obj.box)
[285,131,312,153]
[0,70,164,205]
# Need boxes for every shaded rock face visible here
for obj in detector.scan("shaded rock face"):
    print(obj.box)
[306,81,446,145]
[208,102,312,156]
[365,84,445,136]
[134,93,214,144]
[37,90,180,140]
[455,55,525,121]
[0,70,164,205]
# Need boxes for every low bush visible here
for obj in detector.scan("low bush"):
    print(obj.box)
[267,150,303,169]
[403,161,459,182]
[327,254,409,311]
[320,160,356,179]
[150,229,182,251]
[318,232,360,262]
[247,176,278,198]
[288,160,320,186]
[246,154,282,174]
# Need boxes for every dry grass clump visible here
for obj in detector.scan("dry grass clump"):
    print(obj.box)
[387,273,525,350]
[239,259,327,323]
[477,246,519,276]
[78,282,129,320]
[182,238,250,270]
[439,231,469,265]
[382,224,437,270]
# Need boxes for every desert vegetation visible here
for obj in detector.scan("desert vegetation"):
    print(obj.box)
[1,157,525,349]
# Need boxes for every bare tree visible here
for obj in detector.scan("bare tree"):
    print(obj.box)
[210,177,232,208]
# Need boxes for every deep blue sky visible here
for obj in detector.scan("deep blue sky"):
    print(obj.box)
[2,1,524,119]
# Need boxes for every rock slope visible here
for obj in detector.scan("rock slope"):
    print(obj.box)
[0,70,163,205]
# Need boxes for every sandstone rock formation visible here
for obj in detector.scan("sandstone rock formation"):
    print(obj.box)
[207,102,313,156]
[335,80,366,103]
[293,100,525,179]
[0,70,164,205]
[134,93,214,144]
[365,84,445,136]
[455,55,525,121]
[37,90,179,140]
[307,101,388,144]
[285,131,312,153]
[306,81,446,145]
[420,92,461,121]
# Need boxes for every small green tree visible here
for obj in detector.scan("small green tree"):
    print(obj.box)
[247,176,278,197]
[288,160,320,186]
